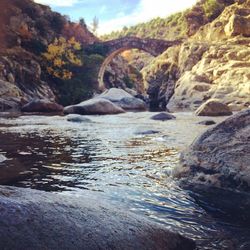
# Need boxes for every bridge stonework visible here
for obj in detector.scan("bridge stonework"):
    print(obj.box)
[93,37,182,90]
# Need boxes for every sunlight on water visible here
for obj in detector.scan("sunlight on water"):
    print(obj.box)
[0,112,249,249]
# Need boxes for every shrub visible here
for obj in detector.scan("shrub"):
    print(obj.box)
[36,18,49,36]
[50,13,66,33]
[203,0,225,20]
[123,76,134,89]
[22,39,47,55]
[43,37,82,80]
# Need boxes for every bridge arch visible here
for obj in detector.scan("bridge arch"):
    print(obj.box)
[95,37,182,90]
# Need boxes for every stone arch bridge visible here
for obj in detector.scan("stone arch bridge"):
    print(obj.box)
[87,36,182,90]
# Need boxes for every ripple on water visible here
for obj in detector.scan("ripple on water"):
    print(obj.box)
[0,112,248,249]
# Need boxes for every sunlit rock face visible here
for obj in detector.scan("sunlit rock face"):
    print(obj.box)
[167,38,250,112]
[173,109,250,223]
[174,109,250,191]
[143,0,250,112]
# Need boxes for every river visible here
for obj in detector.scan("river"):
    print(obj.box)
[0,112,249,249]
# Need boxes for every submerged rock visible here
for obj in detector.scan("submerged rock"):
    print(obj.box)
[21,99,63,113]
[0,186,195,250]
[98,88,146,110]
[64,98,125,115]
[195,99,232,116]
[150,112,176,121]
[198,120,216,126]
[66,115,92,123]
[135,130,160,135]
[174,109,250,192]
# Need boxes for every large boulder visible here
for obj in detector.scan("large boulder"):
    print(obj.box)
[0,186,195,250]
[21,99,63,113]
[174,109,250,222]
[64,98,125,115]
[174,109,250,192]
[98,88,146,110]
[195,99,233,116]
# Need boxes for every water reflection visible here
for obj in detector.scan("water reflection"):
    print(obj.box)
[0,112,249,249]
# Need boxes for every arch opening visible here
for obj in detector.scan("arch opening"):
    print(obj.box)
[98,47,156,92]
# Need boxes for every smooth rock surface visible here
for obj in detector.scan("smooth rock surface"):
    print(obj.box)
[98,88,132,102]
[0,186,195,250]
[150,112,176,121]
[98,88,146,110]
[195,99,233,116]
[64,98,125,115]
[174,109,250,191]
[21,99,63,113]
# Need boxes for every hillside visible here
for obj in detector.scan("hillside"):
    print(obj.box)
[0,0,141,111]
[102,0,249,112]
[142,0,250,111]
[0,0,99,110]
[101,0,234,41]
[101,0,238,104]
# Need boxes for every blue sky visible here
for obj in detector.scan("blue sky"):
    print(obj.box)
[35,0,197,35]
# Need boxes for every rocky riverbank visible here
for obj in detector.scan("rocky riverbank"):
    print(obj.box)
[142,0,250,112]
[174,108,250,223]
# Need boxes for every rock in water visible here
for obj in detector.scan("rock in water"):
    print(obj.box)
[116,97,146,110]
[150,112,176,121]
[64,98,125,115]
[135,130,160,135]
[21,99,63,113]
[174,109,250,223]
[98,88,146,110]
[198,120,216,126]
[195,99,232,116]
[0,186,195,250]
[66,115,92,123]
[175,109,250,191]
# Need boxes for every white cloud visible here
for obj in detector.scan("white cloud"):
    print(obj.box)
[34,0,79,7]
[99,0,197,35]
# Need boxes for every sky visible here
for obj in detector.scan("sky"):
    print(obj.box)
[34,0,197,35]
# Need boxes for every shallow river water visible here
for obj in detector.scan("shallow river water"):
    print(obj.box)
[0,112,249,249]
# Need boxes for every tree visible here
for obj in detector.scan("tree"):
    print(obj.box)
[43,37,82,80]
[79,18,86,28]
[90,16,99,35]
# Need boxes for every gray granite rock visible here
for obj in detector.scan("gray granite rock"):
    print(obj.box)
[0,186,195,250]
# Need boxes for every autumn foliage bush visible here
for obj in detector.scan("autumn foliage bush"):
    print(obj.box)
[43,37,82,80]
